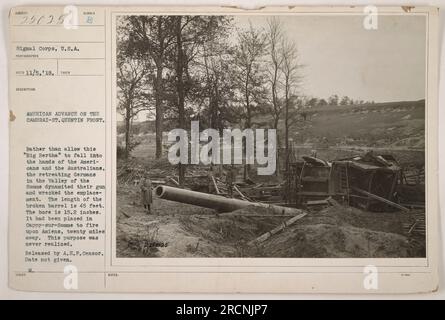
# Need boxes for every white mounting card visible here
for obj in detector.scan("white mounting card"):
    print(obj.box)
[8,5,439,293]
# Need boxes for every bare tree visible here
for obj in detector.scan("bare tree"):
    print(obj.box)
[234,24,267,129]
[173,16,187,186]
[199,26,236,132]
[117,57,153,158]
[280,39,302,181]
[266,18,285,142]
[234,23,267,180]
[127,16,176,159]
[116,19,154,158]
[171,16,233,185]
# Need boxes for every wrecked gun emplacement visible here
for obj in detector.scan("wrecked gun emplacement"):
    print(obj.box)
[117,144,425,258]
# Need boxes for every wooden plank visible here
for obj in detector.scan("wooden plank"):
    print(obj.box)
[233,184,251,201]
[248,212,308,246]
[211,175,220,195]
[351,187,410,212]
[169,177,180,186]
[120,210,130,218]
[408,221,418,234]
[326,197,341,207]
[219,213,296,218]
[399,202,425,209]
[297,191,331,196]
[307,199,329,206]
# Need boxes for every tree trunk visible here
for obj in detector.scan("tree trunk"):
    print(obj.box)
[273,115,280,176]
[243,74,251,181]
[155,65,163,159]
[176,17,186,187]
[124,102,131,159]
[284,83,290,202]
[285,104,289,173]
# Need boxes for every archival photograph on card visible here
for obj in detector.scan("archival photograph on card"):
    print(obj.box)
[114,14,426,259]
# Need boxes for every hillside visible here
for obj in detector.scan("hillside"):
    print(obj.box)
[117,100,425,150]
[281,100,425,148]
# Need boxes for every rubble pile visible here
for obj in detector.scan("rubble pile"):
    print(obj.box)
[116,150,426,259]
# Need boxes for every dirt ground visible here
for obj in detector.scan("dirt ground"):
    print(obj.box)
[116,184,424,258]
[258,205,424,258]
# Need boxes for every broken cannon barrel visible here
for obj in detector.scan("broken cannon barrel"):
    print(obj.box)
[155,185,304,215]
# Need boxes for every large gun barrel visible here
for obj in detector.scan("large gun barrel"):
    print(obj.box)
[155,185,303,215]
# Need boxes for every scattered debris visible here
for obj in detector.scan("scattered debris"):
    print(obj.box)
[117,147,425,258]
[286,151,419,213]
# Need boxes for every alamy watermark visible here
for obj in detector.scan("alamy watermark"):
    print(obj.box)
[168,121,277,175]
[363,265,379,290]
[363,5,378,30]
[63,264,78,290]
[63,5,79,30]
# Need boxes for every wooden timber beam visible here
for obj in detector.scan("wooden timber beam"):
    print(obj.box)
[351,187,410,212]
[248,212,308,246]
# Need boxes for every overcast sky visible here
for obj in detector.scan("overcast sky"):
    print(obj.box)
[235,14,426,103]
